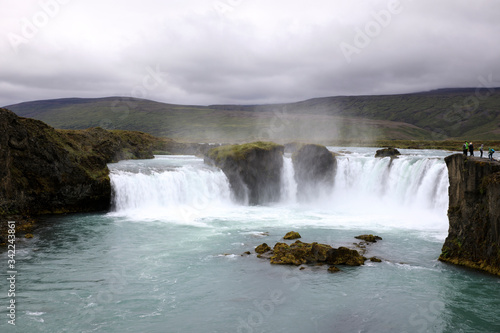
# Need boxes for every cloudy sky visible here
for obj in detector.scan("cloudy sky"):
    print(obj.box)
[1,0,499,107]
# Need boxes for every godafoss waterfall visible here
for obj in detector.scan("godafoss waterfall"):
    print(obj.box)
[3,148,500,332]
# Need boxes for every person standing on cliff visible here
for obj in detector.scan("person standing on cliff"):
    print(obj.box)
[480,144,484,158]
[489,148,495,161]
[469,142,474,156]
[463,142,468,156]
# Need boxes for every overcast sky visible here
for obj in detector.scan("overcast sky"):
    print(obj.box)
[1,0,500,107]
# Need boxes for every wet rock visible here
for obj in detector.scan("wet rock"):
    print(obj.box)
[204,141,284,205]
[326,247,366,266]
[355,234,382,243]
[292,144,337,200]
[269,240,365,267]
[328,266,341,273]
[375,147,401,158]
[370,257,382,263]
[283,231,301,240]
[255,243,272,254]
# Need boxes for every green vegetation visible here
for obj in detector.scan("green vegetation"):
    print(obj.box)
[207,141,282,163]
[6,88,500,143]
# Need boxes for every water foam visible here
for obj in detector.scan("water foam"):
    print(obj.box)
[109,151,449,231]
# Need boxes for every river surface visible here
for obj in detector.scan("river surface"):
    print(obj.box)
[2,148,499,332]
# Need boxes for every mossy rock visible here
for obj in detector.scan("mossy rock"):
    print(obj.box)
[375,148,401,158]
[270,240,336,266]
[255,243,272,254]
[355,234,382,243]
[25,233,34,239]
[284,231,301,240]
[328,266,341,273]
[326,247,366,266]
[206,141,284,164]
[370,257,382,262]
[204,141,284,205]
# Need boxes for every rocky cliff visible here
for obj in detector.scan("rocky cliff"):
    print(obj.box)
[292,144,337,201]
[0,108,174,216]
[204,142,285,205]
[439,154,500,276]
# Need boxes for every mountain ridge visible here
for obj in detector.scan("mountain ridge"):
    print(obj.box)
[5,88,500,142]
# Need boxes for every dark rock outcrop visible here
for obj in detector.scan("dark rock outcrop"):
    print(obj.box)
[0,108,164,216]
[204,142,284,205]
[268,241,365,267]
[439,154,500,276]
[292,144,336,200]
[375,147,401,158]
[1,109,110,215]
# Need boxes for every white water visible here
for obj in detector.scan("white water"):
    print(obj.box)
[109,156,233,225]
[109,148,450,234]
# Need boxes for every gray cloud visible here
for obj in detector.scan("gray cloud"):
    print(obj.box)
[1,0,500,107]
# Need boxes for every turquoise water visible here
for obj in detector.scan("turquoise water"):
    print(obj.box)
[2,149,499,332]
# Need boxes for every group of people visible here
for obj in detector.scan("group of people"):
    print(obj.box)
[463,141,495,161]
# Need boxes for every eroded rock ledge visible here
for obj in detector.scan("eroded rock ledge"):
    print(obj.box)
[204,142,285,205]
[439,154,500,276]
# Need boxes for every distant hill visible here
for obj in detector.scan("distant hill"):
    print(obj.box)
[5,88,500,143]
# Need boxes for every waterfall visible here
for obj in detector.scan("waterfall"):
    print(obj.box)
[109,157,232,222]
[108,152,449,225]
[280,156,298,204]
[331,154,449,218]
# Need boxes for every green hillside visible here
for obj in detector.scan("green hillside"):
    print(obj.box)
[5,88,500,143]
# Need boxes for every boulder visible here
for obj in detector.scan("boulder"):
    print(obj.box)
[327,266,341,273]
[292,144,337,200]
[283,231,301,240]
[375,147,401,158]
[255,243,272,254]
[355,234,382,243]
[204,141,284,205]
[326,247,366,266]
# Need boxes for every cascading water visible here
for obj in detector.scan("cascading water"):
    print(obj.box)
[109,149,449,230]
[332,153,449,213]
[109,155,233,222]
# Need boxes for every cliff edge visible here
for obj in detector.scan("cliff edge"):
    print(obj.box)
[205,142,284,205]
[439,154,500,276]
[0,108,168,216]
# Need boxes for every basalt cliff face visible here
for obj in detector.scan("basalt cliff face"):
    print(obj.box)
[204,142,285,205]
[439,154,500,276]
[0,108,169,216]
